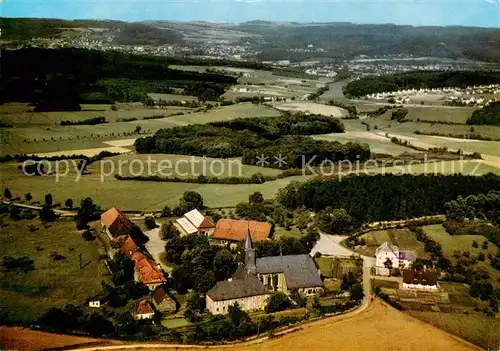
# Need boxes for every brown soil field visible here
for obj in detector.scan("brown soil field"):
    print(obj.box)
[0,327,119,351]
[69,300,480,351]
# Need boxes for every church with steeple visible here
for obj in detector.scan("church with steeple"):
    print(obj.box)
[206,230,323,315]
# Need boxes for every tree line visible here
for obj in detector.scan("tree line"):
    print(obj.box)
[277,174,500,225]
[135,113,370,168]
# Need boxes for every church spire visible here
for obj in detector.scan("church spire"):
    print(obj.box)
[245,229,253,250]
[244,228,256,274]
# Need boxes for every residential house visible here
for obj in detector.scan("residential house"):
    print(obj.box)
[100,207,148,245]
[151,287,177,315]
[176,209,215,236]
[211,219,272,248]
[135,299,155,320]
[88,293,108,308]
[131,251,167,290]
[402,269,438,291]
[375,242,416,276]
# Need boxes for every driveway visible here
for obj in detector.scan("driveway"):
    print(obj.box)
[311,232,376,302]
[144,226,171,273]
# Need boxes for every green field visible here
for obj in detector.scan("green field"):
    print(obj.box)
[354,228,429,258]
[422,224,497,258]
[105,154,282,178]
[0,103,281,155]
[0,160,310,211]
[0,218,108,323]
[408,310,500,350]
[273,226,304,240]
[315,256,334,278]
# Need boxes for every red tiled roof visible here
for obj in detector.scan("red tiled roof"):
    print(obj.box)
[131,251,166,285]
[213,219,271,242]
[101,208,148,244]
[136,299,154,315]
[120,236,138,258]
[198,216,215,229]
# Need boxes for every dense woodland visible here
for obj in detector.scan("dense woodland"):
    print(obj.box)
[343,71,500,98]
[135,113,370,168]
[278,174,500,224]
[467,102,500,126]
[0,48,238,106]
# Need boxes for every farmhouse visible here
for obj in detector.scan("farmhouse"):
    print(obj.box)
[131,251,167,290]
[212,219,272,248]
[135,299,155,320]
[100,207,148,245]
[151,287,176,315]
[403,269,438,291]
[375,242,416,276]
[176,209,215,236]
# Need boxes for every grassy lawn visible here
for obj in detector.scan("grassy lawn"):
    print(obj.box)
[0,103,280,155]
[0,218,108,323]
[161,318,192,329]
[354,228,429,258]
[273,226,304,240]
[107,154,282,178]
[422,224,497,258]
[408,310,500,350]
[315,256,334,278]
[438,282,476,308]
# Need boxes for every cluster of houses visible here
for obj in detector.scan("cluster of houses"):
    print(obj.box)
[365,84,500,107]
[375,241,438,291]
[88,207,323,318]
[89,207,175,319]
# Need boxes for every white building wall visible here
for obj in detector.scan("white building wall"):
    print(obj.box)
[206,294,270,315]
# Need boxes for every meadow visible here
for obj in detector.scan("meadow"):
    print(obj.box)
[353,228,429,258]
[408,310,500,350]
[0,218,108,323]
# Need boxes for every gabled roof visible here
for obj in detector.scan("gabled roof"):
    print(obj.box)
[101,207,148,244]
[136,299,155,315]
[131,251,166,285]
[213,219,271,242]
[184,209,215,229]
[376,242,399,256]
[120,236,138,258]
[207,274,270,301]
[256,254,323,289]
[152,286,172,305]
[176,217,198,235]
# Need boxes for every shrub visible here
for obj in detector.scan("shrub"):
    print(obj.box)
[265,292,292,313]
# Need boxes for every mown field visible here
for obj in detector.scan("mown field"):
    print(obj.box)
[408,310,500,350]
[0,160,310,211]
[0,218,108,323]
[0,103,281,155]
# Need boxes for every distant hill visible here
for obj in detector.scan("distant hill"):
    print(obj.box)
[2,18,500,62]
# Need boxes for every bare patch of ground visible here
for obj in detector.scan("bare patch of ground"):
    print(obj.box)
[273,102,345,117]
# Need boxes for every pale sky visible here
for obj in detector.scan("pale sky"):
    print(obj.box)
[2,0,499,27]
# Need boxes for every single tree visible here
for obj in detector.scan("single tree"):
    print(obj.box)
[4,188,12,200]
[77,197,102,222]
[265,292,292,313]
[44,193,53,207]
[65,198,74,210]
[134,125,142,135]
[25,193,32,202]
[384,257,393,270]
[349,283,364,301]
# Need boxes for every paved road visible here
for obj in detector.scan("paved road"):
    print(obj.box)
[144,226,171,273]
[311,232,376,303]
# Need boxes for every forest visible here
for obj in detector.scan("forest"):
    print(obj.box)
[342,71,500,98]
[0,48,238,105]
[467,102,500,126]
[277,173,500,224]
[134,113,370,168]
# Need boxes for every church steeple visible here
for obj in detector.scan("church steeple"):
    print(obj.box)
[244,229,256,274]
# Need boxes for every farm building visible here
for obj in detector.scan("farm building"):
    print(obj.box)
[403,269,438,291]
[100,207,149,245]
[212,219,272,248]
[375,242,416,276]
[135,299,155,320]
[151,287,176,315]
[176,209,215,236]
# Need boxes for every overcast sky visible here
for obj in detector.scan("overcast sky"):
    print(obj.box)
[2,0,499,27]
